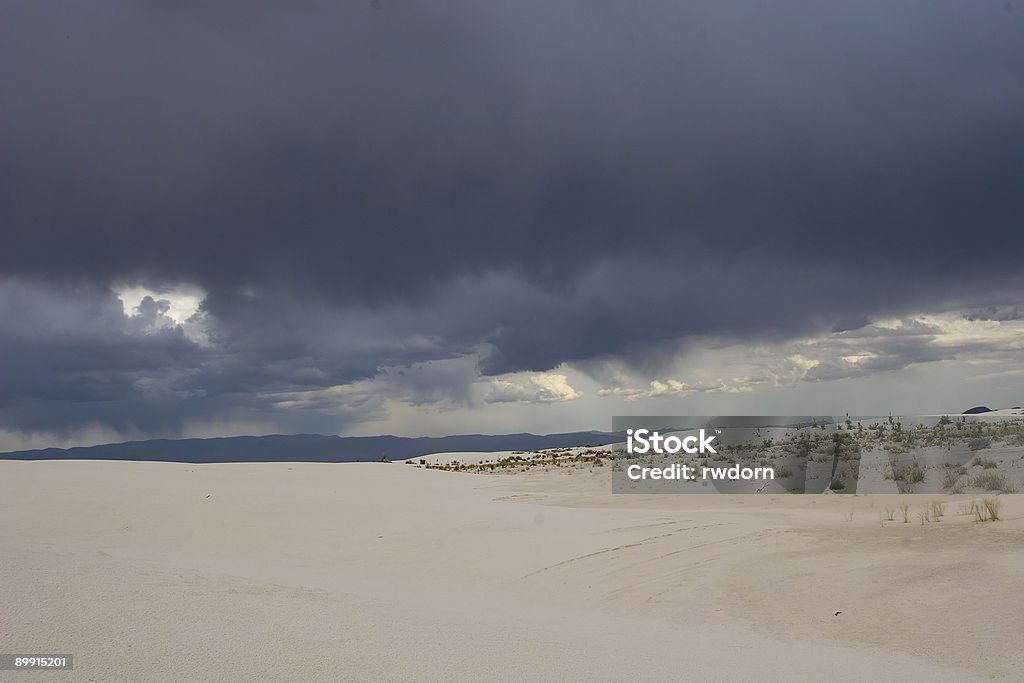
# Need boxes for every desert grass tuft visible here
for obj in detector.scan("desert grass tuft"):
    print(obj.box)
[899,502,910,523]
[971,497,1001,522]
[941,468,964,490]
[982,497,1001,521]
[971,472,1015,493]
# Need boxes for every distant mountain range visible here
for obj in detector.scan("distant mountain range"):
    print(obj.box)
[4,408,1012,462]
[0,431,617,464]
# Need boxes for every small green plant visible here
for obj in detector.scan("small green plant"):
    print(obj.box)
[930,501,945,521]
[982,497,1001,521]
[972,456,997,469]
[974,504,988,522]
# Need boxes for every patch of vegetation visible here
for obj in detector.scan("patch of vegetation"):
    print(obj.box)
[981,497,1001,521]
[419,418,1024,496]
[899,503,911,523]
[422,447,612,474]
[893,459,926,492]
[941,466,965,490]
[972,497,1001,522]
[971,472,1015,493]
[969,436,993,451]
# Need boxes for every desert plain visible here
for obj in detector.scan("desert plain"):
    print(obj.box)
[1,452,1022,681]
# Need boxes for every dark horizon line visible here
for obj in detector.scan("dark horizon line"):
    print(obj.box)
[1,405,1008,462]
[0,429,620,464]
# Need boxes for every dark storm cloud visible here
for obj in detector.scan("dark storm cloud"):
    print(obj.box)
[803,322,953,382]
[0,281,203,433]
[831,315,872,334]
[963,305,1023,322]
[0,280,397,435]
[1,1,1023,435]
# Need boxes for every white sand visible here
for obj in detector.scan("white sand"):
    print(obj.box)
[2,460,1022,681]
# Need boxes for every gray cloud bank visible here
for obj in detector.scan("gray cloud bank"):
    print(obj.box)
[1,1,1022,438]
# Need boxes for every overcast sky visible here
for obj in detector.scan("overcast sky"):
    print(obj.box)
[2,1,1023,450]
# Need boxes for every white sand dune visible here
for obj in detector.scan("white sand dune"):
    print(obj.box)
[2,460,1022,681]
[975,408,1024,416]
